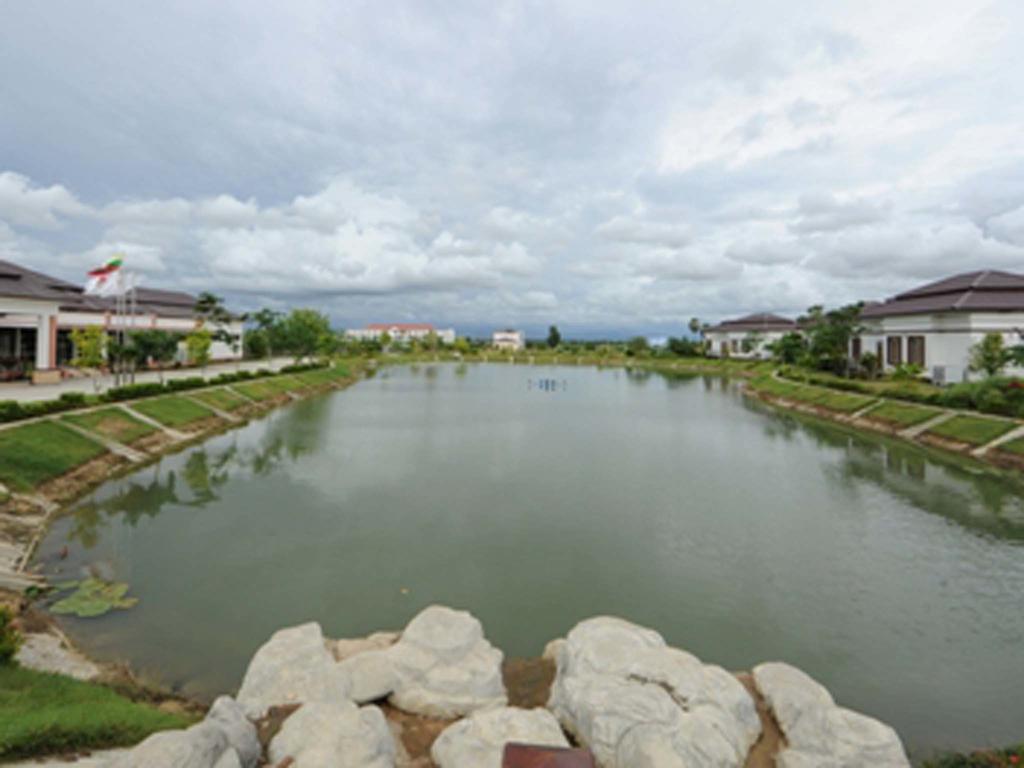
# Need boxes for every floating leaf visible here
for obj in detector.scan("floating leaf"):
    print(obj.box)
[50,578,139,618]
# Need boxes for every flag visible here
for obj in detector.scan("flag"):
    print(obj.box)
[84,256,126,296]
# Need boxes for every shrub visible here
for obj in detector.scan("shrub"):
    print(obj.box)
[58,392,86,406]
[102,382,166,402]
[280,362,328,374]
[0,608,22,665]
[166,377,205,392]
[0,401,26,423]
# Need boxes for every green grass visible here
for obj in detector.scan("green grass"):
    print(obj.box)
[0,665,192,760]
[863,401,942,427]
[926,414,1016,446]
[233,377,297,401]
[129,397,214,428]
[64,408,157,445]
[0,422,107,492]
[997,436,1024,456]
[814,391,877,413]
[191,387,248,412]
[294,365,352,386]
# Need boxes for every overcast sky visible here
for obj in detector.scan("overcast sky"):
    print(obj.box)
[2,0,1024,337]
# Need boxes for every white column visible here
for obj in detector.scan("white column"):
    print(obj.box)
[35,313,54,369]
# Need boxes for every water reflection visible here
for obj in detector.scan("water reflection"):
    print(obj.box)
[748,397,1024,543]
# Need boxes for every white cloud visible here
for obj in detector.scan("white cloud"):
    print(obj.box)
[0,172,90,229]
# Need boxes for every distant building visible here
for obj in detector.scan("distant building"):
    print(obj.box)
[0,259,243,383]
[346,323,456,345]
[855,270,1024,383]
[492,329,525,351]
[705,313,798,360]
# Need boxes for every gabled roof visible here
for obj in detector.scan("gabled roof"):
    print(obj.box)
[861,270,1024,318]
[706,312,798,333]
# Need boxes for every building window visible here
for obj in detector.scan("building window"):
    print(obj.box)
[907,336,925,367]
[886,336,902,366]
[851,337,862,361]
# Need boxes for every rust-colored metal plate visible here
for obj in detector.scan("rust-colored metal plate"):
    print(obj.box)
[502,742,597,767]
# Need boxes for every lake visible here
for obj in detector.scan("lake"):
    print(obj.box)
[35,363,1024,758]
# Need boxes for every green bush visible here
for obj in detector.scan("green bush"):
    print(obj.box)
[102,382,166,402]
[0,401,25,423]
[0,608,21,665]
[58,392,86,406]
[166,377,205,392]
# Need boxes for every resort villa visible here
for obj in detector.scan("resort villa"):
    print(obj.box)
[705,313,798,360]
[492,329,525,351]
[345,323,456,345]
[0,259,243,383]
[854,270,1024,384]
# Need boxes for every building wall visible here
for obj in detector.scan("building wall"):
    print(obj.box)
[492,331,525,351]
[705,330,788,359]
[856,311,1024,383]
[346,327,456,345]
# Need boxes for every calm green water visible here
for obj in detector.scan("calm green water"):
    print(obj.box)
[37,364,1024,757]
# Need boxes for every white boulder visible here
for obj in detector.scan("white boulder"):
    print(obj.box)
[386,605,507,717]
[431,707,569,768]
[267,700,396,768]
[107,696,258,768]
[235,622,350,719]
[752,662,910,768]
[547,617,761,767]
[338,649,399,704]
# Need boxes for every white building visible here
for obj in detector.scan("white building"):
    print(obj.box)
[492,329,525,351]
[0,259,243,383]
[346,323,456,345]
[705,313,798,359]
[854,270,1024,384]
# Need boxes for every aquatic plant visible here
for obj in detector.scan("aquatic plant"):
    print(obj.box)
[50,578,138,618]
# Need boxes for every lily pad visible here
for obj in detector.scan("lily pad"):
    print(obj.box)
[50,577,139,618]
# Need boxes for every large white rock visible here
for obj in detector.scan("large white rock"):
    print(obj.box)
[15,633,101,681]
[753,662,910,768]
[267,700,396,768]
[338,648,399,704]
[547,617,761,768]
[235,622,350,718]
[106,697,257,768]
[431,707,570,768]
[386,605,507,717]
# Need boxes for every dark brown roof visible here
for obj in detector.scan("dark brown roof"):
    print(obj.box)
[0,259,84,302]
[706,312,797,333]
[0,259,201,319]
[861,270,1024,318]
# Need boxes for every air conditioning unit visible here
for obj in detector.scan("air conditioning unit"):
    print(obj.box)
[932,365,965,385]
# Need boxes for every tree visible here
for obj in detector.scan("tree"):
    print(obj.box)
[969,333,1010,377]
[769,332,807,365]
[688,317,701,337]
[70,327,106,369]
[547,325,561,348]
[195,292,241,359]
[800,303,863,375]
[251,308,283,359]
[667,336,700,356]
[423,330,439,352]
[453,337,471,355]
[185,329,213,370]
[626,336,650,356]
[281,309,331,361]
[130,330,179,383]
[741,331,764,355]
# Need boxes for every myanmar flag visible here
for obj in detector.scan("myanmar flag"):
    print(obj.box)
[84,256,126,296]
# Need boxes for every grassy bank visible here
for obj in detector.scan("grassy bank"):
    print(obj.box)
[0,422,107,492]
[0,665,192,760]
[64,408,157,445]
[129,396,214,429]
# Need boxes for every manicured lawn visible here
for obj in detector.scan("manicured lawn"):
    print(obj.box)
[129,397,213,428]
[749,377,803,398]
[0,422,107,492]
[863,401,942,427]
[814,392,877,413]
[234,376,299,401]
[192,387,248,412]
[64,408,157,445]
[926,415,1016,446]
[294,365,351,386]
[997,436,1024,456]
[0,665,192,760]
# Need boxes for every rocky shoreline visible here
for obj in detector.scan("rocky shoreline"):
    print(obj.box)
[51,605,909,768]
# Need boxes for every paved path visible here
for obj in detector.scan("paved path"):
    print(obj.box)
[0,357,294,403]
